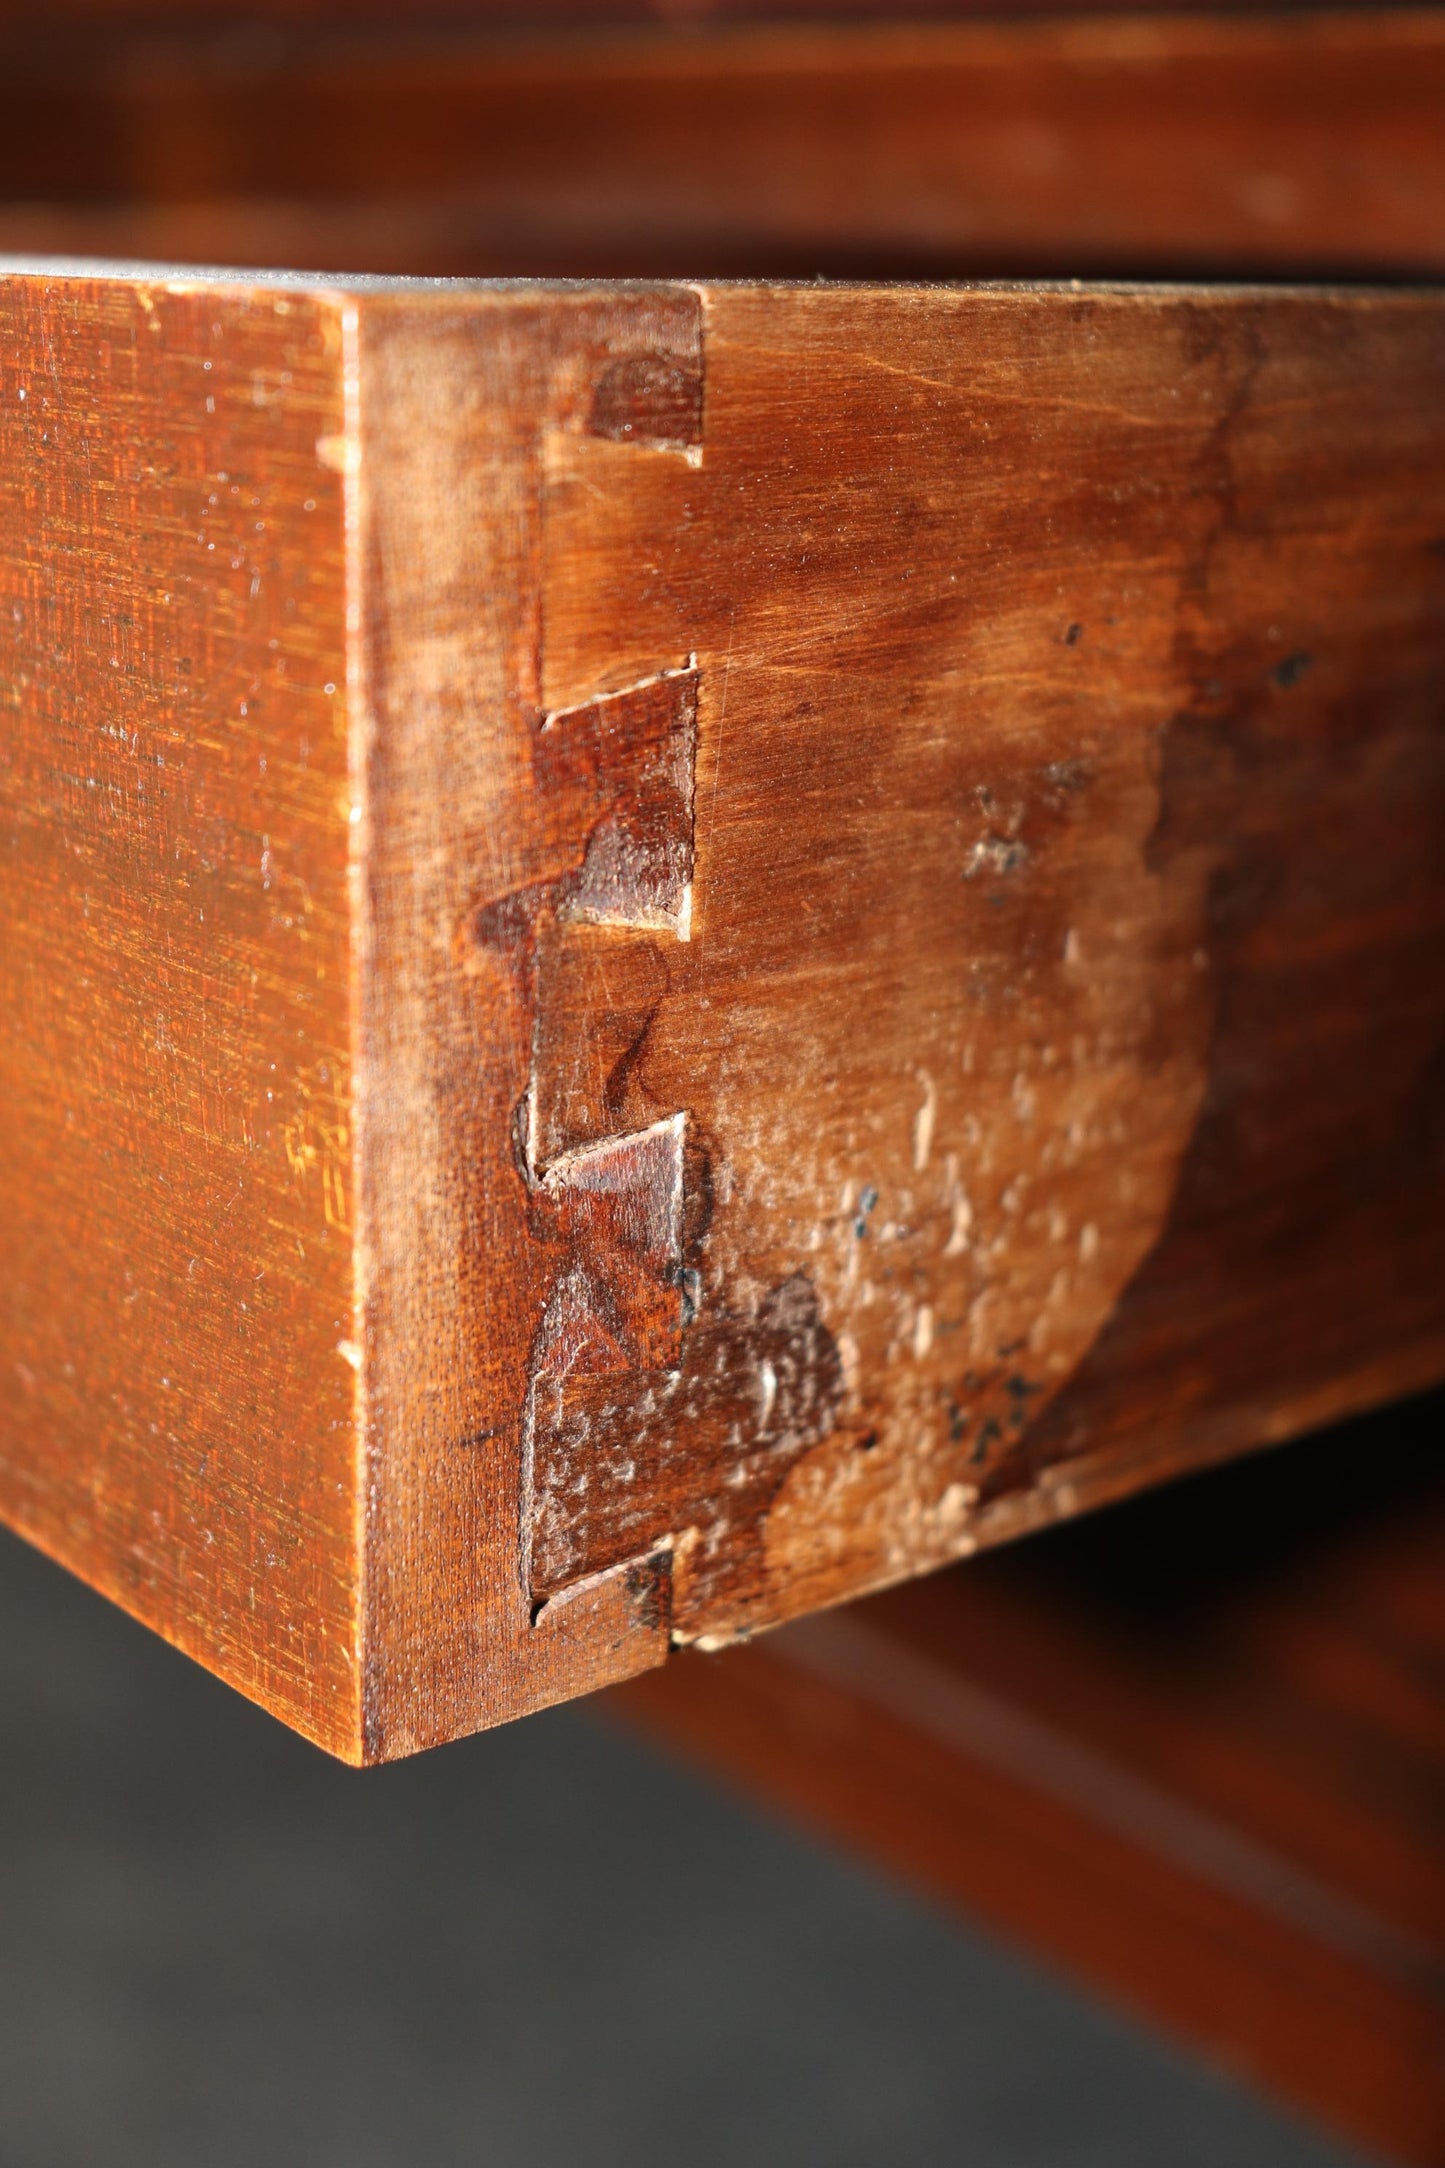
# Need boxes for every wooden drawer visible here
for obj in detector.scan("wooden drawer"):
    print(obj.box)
[2,261,1443,1761]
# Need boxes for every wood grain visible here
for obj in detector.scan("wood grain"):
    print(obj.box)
[2,265,1443,1757]
[349,284,707,1755]
[1,14,1444,281]
[536,281,1445,1652]
[0,0,1358,21]
[0,270,358,1752]
[613,1389,1445,2166]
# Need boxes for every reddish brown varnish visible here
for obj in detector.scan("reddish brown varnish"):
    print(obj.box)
[0,273,358,1752]
[0,14,1444,280]
[0,0,1373,19]
[1,266,1443,1761]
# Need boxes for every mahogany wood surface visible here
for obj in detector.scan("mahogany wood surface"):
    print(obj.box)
[0,272,359,1753]
[2,265,1443,1760]
[613,1388,1445,2166]
[1,14,1443,281]
[0,0,1360,19]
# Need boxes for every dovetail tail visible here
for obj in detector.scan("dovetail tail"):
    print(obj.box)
[541,654,698,734]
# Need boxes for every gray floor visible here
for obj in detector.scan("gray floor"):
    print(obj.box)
[0,1528,1368,2168]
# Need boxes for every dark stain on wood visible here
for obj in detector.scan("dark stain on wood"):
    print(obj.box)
[588,352,705,454]
[529,1268,846,1605]
[1012,498,1445,1500]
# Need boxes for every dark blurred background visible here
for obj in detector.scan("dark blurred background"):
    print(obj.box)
[0,1490,1373,2168]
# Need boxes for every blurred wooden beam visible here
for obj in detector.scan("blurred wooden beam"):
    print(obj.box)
[1,13,1443,279]
[614,1394,1445,2166]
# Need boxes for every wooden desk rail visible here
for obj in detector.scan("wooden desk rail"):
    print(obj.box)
[0,12,1443,282]
[1,262,1443,1762]
[615,1392,1445,2166]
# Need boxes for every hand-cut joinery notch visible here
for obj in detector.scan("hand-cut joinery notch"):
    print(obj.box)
[587,354,705,461]
[537,1118,688,1371]
[529,1269,848,1614]
[536,666,697,939]
[517,670,700,1625]
[464,312,710,1636]
[525,1113,688,1612]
